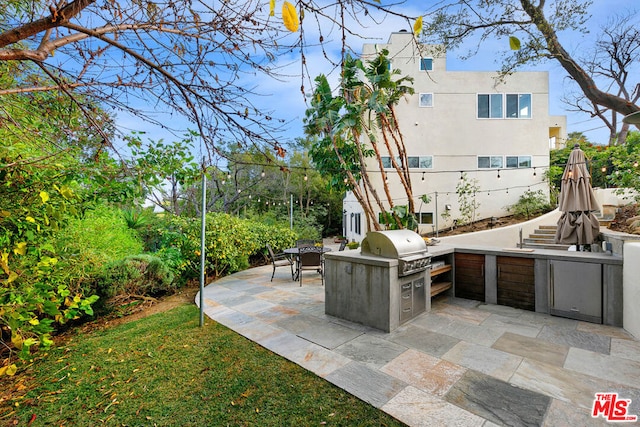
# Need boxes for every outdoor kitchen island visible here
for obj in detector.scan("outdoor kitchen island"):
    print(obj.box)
[324,230,432,333]
[324,241,624,332]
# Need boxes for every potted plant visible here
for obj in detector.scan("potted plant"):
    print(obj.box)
[346,241,360,250]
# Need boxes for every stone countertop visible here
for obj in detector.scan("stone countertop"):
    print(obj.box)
[427,244,623,265]
[326,244,623,265]
[324,249,398,266]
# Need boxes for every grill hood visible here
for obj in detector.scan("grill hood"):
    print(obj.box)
[361,230,428,259]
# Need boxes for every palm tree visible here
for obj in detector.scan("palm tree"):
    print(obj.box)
[305,50,417,231]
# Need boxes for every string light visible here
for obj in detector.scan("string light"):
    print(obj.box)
[421,172,425,181]
[459,171,464,180]
[497,169,501,179]
[304,173,308,181]
[261,170,265,177]
[385,173,388,183]
[533,167,537,176]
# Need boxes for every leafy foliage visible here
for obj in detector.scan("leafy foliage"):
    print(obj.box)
[125,132,200,214]
[305,50,417,230]
[54,206,145,289]
[456,173,480,226]
[380,205,419,231]
[0,66,125,374]
[164,212,296,279]
[605,132,640,202]
[93,254,175,313]
[549,132,640,202]
[507,190,552,219]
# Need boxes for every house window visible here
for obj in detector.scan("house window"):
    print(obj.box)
[381,156,432,169]
[478,156,503,169]
[354,213,361,235]
[477,94,503,118]
[506,94,531,118]
[506,156,532,168]
[519,156,532,168]
[419,93,433,107]
[420,58,433,71]
[407,156,433,169]
[506,156,519,169]
[419,212,434,224]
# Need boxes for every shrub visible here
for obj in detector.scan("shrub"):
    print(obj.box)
[507,189,552,219]
[292,213,322,241]
[54,205,144,291]
[93,255,175,312]
[1,205,143,373]
[166,213,256,278]
[249,222,297,263]
[164,213,299,278]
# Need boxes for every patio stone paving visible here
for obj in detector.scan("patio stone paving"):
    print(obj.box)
[198,261,640,426]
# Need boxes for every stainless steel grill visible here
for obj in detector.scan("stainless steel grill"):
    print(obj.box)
[361,230,431,276]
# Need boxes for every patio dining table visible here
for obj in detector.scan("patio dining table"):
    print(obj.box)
[283,246,332,281]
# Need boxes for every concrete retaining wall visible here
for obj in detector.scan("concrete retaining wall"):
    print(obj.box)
[437,209,562,248]
[623,242,640,339]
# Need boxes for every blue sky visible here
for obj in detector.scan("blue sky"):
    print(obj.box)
[119,0,638,153]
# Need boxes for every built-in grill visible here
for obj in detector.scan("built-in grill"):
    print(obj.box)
[361,230,431,276]
[324,230,432,332]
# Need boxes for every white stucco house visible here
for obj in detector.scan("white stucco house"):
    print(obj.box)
[342,31,567,242]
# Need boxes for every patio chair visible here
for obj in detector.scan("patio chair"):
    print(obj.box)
[298,245,324,287]
[266,243,294,282]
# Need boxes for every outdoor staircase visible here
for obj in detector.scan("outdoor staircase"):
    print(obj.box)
[520,209,615,251]
[520,225,570,250]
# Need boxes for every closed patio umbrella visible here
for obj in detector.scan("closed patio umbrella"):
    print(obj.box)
[554,144,601,248]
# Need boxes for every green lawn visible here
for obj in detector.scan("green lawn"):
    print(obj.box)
[1,304,406,426]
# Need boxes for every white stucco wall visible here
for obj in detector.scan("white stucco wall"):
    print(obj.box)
[623,242,640,339]
[342,191,366,243]
[594,188,638,207]
[357,32,557,235]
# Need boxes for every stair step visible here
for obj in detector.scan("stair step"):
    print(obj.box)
[531,229,556,235]
[538,225,557,230]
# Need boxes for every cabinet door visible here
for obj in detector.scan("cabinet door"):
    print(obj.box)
[413,277,426,315]
[497,256,535,311]
[455,253,485,302]
[550,260,601,323]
